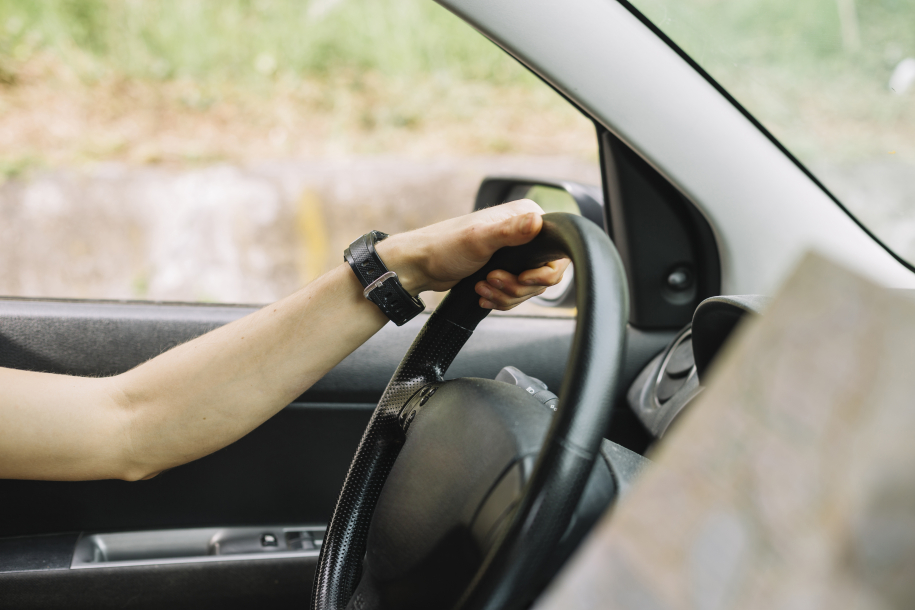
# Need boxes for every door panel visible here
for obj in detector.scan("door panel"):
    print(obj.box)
[0,299,581,539]
[0,403,370,538]
[0,299,575,401]
[0,298,671,607]
[2,555,316,610]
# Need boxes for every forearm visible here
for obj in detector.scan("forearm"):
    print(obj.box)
[112,263,390,480]
[0,264,389,482]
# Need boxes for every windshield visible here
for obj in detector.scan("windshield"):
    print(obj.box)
[627,0,915,266]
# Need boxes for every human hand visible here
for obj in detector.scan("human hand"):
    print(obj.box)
[375,200,571,311]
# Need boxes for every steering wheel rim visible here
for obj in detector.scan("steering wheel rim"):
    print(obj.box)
[311,213,629,610]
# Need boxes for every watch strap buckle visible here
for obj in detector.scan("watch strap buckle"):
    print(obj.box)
[363,271,398,299]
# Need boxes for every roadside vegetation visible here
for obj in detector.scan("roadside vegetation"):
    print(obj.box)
[2,0,912,170]
[0,0,529,85]
[630,0,915,162]
[0,0,596,177]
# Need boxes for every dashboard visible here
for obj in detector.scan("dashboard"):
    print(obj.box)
[627,295,771,438]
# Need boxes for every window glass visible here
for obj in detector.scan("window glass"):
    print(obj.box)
[0,0,598,303]
[524,186,581,216]
[628,0,915,265]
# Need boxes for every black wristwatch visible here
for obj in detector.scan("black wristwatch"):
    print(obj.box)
[344,231,425,326]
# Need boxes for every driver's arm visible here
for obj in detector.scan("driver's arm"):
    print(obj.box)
[0,201,569,482]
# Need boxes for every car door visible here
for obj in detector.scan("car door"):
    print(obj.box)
[0,298,603,608]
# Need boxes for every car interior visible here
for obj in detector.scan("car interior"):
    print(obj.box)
[0,120,746,609]
[2,0,913,608]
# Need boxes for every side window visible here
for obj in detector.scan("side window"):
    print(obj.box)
[0,0,598,304]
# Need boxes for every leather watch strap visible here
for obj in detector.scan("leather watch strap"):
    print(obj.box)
[344,231,425,326]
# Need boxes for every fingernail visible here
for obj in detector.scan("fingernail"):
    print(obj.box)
[478,285,492,299]
[521,278,534,285]
[521,214,535,234]
[480,299,494,309]
[489,278,504,289]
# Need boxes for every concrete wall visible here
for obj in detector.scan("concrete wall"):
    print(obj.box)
[0,156,599,303]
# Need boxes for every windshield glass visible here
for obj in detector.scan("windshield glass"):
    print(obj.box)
[628,0,915,265]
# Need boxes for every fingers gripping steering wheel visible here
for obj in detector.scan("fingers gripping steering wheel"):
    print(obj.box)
[311,213,628,610]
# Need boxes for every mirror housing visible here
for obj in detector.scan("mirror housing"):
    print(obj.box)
[473,176,607,308]
[473,176,606,231]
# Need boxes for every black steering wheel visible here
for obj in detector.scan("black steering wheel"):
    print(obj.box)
[311,213,628,610]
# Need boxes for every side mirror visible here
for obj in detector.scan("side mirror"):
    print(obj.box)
[473,176,607,308]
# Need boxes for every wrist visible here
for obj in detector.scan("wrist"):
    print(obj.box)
[374,233,428,297]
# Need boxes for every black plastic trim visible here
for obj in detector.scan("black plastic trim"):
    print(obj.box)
[0,403,374,539]
[0,534,77,573]
[0,555,317,610]
[600,129,721,329]
[692,295,771,382]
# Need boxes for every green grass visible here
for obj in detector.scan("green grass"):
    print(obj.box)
[0,0,535,86]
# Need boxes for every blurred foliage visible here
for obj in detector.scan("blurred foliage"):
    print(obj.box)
[0,155,39,182]
[629,0,915,161]
[0,0,532,86]
[632,0,915,74]
[0,0,598,170]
